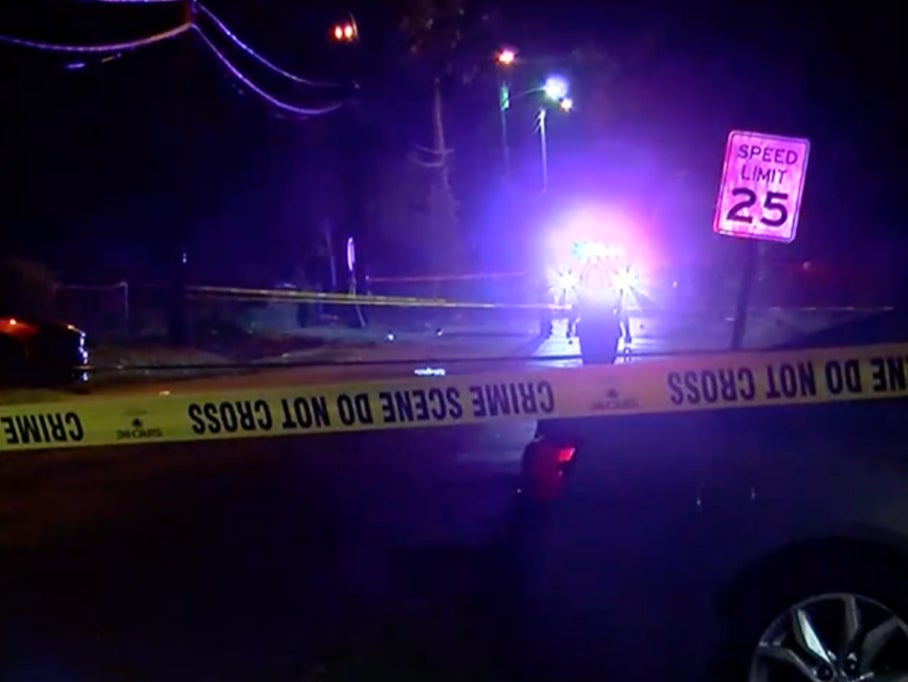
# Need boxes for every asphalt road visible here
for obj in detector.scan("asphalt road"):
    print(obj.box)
[0,423,537,681]
[0,307,865,681]
[0,331,554,681]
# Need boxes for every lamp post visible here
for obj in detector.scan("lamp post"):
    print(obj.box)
[495,47,517,176]
[537,107,548,193]
[493,58,572,192]
[538,75,571,194]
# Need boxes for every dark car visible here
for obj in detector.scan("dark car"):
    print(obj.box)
[0,315,89,386]
[513,310,908,681]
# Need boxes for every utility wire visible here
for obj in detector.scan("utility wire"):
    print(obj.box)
[0,7,346,116]
[79,0,186,3]
[0,21,191,53]
[193,25,343,117]
[196,3,344,89]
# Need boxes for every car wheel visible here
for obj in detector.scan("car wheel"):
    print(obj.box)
[713,551,908,681]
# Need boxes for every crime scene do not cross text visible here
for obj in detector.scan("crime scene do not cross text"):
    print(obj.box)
[186,380,556,435]
[667,353,908,407]
[3,347,907,451]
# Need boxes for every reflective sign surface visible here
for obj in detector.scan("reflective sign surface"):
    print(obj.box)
[713,130,810,243]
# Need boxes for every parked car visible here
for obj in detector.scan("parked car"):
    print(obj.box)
[0,315,89,386]
[513,308,908,680]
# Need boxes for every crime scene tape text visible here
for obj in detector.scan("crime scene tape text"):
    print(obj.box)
[1,343,906,452]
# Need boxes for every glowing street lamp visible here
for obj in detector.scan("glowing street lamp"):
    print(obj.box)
[493,56,572,189]
[543,75,569,101]
[496,47,517,66]
[495,46,517,176]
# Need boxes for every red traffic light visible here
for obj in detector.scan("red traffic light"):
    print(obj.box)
[331,22,357,42]
[496,48,517,66]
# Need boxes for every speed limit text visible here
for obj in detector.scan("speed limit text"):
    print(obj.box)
[736,143,801,184]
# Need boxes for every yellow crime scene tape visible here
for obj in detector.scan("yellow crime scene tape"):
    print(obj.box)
[1,343,907,453]
[188,285,565,311]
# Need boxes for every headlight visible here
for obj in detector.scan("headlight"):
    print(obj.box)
[547,268,578,301]
[555,270,577,292]
[614,267,640,291]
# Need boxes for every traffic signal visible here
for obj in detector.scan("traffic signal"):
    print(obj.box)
[496,48,517,66]
[331,21,357,43]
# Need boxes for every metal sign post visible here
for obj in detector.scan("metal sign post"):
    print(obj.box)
[730,240,761,349]
[499,82,511,176]
[345,237,366,328]
[713,130,810,349]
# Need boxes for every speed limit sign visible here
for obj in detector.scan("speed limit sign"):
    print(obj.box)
[712,130,810,244]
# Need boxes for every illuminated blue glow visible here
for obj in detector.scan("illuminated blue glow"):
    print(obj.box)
[571,240,625,262]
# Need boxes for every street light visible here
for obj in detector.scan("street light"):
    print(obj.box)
[496,47,517,66]
[543,75,569,101]
[493,55,572,191]
[495,47,517,176]
[538,76,571,193]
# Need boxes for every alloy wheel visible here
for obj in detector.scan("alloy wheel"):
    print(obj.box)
[750,592,908,681]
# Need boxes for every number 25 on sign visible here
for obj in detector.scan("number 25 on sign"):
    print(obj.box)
[713,130,810,243]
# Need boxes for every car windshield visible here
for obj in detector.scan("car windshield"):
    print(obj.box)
[0,2,902,681]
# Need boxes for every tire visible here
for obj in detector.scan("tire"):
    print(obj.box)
[711,544,908,681]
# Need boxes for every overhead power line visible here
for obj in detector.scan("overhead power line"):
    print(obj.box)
[193,26,343,117]
[196,3,343,89]
[0,3,349,117]
[0,21,191,53]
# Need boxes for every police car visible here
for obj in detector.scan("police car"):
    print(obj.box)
[547,240,634,363]
[512,307,908,680]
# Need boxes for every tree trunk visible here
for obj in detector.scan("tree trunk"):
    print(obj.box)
[321,218,338,292]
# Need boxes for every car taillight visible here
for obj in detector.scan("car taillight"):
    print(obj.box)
[520,437,577,501]
[555,445,576,464]
[0,318,38,336]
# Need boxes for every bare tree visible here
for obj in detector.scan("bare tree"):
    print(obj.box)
[382,0,496,273]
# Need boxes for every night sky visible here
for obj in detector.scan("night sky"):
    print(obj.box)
[0,1,903,285]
